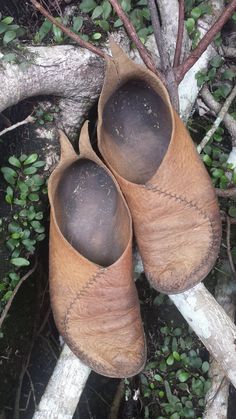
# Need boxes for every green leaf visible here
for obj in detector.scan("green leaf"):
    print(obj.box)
[23,166,38,175]
[9,273,20,287]
[114,18,123,28]
[185,18,195,34]
[10,257,30,267]
[159,359,167,372]
[102,1,112,19]
[0,22,8,34]
[23,153,38,165]
[177,371,190,382]
[92,5,103,19]
[37,233,46,241]
[164,380,175,404]
[6,186,14,197]
[208,67,216,80]
[173,351,180,361]
[1,166,17,178]
[19,154,28,162]
[3,30,16,44]
[8,221,22,233]
[28,193,39,202]
[191,7,202,20]
[2,53,17,62]
[222,69,236,81]
[8,156,21,168]
[13,198,26,206]
[35,19,53,43]
[202,361,209,373]
[154,374,163,382]
[53,24,63,43]
[173,328,182,336]
[35,211,43,220]
[79,0,97,13]
[211,168,224,178]
[210,55,223,68]
[214,32,222,47]
[73,16,83,32]
[17,181,29,193]
[202,154,212,167]
[2,16,14,24]
[5,194,13,204]
[92,32,102,40]
[229,206,236,217]
[2,290,13,302]
[32,160,45,168]
[121,0,131,12]
[98,20,109,31]
[166,354,174,365]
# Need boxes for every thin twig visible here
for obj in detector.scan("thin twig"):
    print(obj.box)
[0,261,37,330]
[173,0,185,67]
[216,188,236,198]
[0,115,34,137]
[30,0,106,59]
[25,369,37,410]
[201,85,236,143]
[198,85,236,153]
[226,215,236,278]
[175,0,236,83]
[147,0,169,71]
[108,0,165,82]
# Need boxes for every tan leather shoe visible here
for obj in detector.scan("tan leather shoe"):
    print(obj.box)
[48,121,146,377]
[97,41,221,294]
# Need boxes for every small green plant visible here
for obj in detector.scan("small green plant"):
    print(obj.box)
[0,16,26,63]
[196,54,235,101]
[0,153,47,312]
[33,105,59,125]
[136,294,210,418]
[185,1,211,49]
[34,0,153,45]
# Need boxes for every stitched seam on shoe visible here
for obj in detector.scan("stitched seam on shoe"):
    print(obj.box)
[144,183,219,283]
[64,268,107,336]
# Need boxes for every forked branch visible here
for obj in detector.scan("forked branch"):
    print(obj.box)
[176,0,236,82]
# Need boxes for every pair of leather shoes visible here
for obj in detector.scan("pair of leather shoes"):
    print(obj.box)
[48,41,221,378]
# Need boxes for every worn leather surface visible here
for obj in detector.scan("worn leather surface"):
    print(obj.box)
[98,41,222,294]
[48,122,146,377]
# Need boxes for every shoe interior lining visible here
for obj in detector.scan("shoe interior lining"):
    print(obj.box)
[102,79,172,184]
[55,159,130,267]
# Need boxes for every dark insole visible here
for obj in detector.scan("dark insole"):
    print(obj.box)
[55,159,128,267]
[103,79,172,184]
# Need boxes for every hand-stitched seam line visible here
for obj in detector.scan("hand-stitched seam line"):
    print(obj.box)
[144,183,219,281]
[64,268,106,336]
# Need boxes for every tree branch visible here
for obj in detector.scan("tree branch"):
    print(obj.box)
[173,0,185,67]
[226,216,236,278]
[175,0,236,83]
[201,85,236,144]
[198,84,236,153]
[0,115,34,138]
[0,261,37,330]
[147,0,170,71]
[30,0,106,59]
[216,187,236,198]
[108,0,165,82]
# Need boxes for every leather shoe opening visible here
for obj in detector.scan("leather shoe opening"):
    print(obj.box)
[102,79,172,184]
[55,158,130,267]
